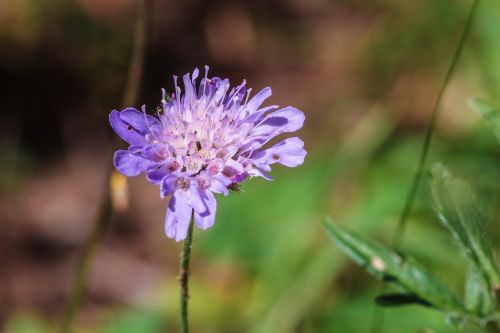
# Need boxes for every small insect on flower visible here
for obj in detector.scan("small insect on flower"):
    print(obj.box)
[109,66,307,241]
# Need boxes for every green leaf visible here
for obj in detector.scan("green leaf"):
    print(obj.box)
[469,98,500,144]
[465,265,496,316]
[445,312,467,329]
[375,293,432,307]
[431,164,500,288]
[324,220,464,312]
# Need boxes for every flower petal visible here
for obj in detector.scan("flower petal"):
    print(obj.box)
[188,185,206,213]
[224,81,247,108]
[113,150,158,177]
[109,108,160,146]
[249,106,305,139]
[252,137,306,168]
[165,193,193,242]
[183,72,197,104]
[194,190,217,230]
[147,166,168,185]
[120,107,160,133]
[241,105,279,124]
[160,174,177,198]
[214,78,230,103]
[142,144,169,161]
[245,87,272,114]
[210,175,230,196]
[247,167,273,181]
[109,111,145,146]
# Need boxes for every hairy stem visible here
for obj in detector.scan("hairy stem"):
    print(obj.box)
[180,221,194,333]
[59,1,151,332]
[370,1,481,332]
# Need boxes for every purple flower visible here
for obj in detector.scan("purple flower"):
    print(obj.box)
[109,67,306,241]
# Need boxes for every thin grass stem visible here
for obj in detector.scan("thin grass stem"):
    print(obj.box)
[370,1,481,332]
[58,1,151,332]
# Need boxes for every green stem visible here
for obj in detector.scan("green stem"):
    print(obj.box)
[59,1,151,332]
[370,1,481,332]
[180,221,194,333]
[392,0,480,250]
[121,0,151,108]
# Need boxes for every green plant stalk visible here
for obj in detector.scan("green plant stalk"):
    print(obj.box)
[392,0,480,250]
[180,221,194,333]
[121,0,150,109]
[371,1,481,332]
[59,1,151,332]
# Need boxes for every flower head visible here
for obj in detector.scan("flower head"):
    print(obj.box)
[109,67,306,241]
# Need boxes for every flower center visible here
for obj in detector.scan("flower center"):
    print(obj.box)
[175,178,190,190]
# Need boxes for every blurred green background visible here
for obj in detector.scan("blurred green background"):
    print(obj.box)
[0,0,499,332]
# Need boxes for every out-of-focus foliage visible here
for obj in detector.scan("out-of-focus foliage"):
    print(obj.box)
[325,164,500,331]
[432,165,500,287]
[470,98,500,144]
[324,220,463,311]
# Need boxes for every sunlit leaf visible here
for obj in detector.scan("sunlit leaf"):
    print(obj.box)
[469,98,500,144]
[465,265,496,316]
[431,164,500,288]
[445,312,467,329]
[324,220,464,312]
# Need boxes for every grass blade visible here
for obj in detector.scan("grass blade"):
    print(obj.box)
[431,164,500,288]
[465,265,496,316]
[324,220,464,312]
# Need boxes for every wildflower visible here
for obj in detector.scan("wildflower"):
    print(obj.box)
[109,67,306,241]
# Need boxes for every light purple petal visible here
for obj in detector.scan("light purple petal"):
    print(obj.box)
[252,137,306,168]
[249,106,305,139]
[165,193,193,242]
[224,81,246,108]
[188,185,206,213]
[194,190,216,230]
[224,159,244,172]
[214,78,230,103]
[210,175,230,195]
[109,110,148,146]
[183,73,196,104]
[198,77,218,98]
[245,87,272,114]
[247,167,273,180]
[119,107,160,133]
[148,158,180,185]
[191,68,199,82]
[142,144,169,161]
[251,161,271,172]
[241,105,279,124]
[160,174,177,198]
[128,145,144,152]
[113,150,159,177]
[237,137,267,155]
[147,165,168,185]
